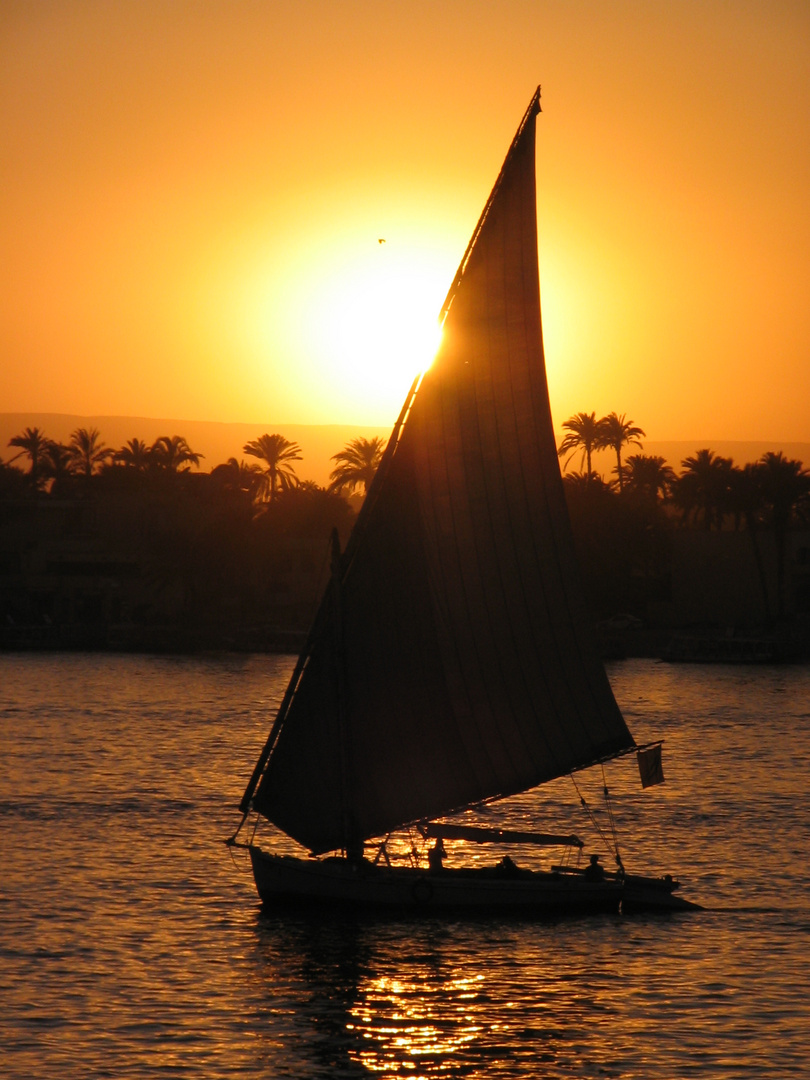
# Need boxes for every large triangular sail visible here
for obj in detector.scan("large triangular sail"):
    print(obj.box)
[245,89,634,854]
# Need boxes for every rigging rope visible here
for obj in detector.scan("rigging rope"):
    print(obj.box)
[601,764,625,875]
[249,812,260,846]
[570,772,624,875]
[570,773,610,849]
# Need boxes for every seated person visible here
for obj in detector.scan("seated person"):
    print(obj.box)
[584,853,605,881]
[494,854,521,878]
[428,837,447,872]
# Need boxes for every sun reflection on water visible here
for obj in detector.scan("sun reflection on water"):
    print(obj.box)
[348,973,485,1074]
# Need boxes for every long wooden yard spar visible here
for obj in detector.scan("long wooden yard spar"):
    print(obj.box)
[241,87,636,855]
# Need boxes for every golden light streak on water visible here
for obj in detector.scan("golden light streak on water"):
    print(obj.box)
[348,973,485,1073]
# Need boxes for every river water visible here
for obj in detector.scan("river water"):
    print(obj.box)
[1,652,808,1078]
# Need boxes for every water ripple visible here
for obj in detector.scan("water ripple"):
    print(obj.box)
[1,654,810,1078]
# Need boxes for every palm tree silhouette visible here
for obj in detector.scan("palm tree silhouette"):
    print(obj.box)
[557,412,603,477]
[114,438,153,472]
[623,454,676,503]
[596,413,645,491]
[0,457,27,497]
[561,470,614,493]
[68,427,111,479]
[329,436,386,496]
[753,452,810,618]
[42,441,74,491]
[723,462,771,618]
[150,435,203,472]
[243,434,301,500]
[211,457,266,500]
[674,449,733,530]
[8,426,49,488]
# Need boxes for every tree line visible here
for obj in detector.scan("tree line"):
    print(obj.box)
[4,417,808,547]
[0,426,392,646]
[4,416,808,541]
[1,426,386,501]
[0,403,808,656]
[557,410,810,530]
[557,411,810,621]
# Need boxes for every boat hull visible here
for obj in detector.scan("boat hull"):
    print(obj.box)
[248,847,697,915]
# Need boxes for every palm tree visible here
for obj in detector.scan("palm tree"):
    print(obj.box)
[622,454,676,504]
[42,440,74,491]
[243,434,302,500]
[114,438,153,472]
[329,436,386,496]
[557,412,602,477]
[7,426,49,488]
[561,470,615,495]
[756,451,810,523]
[596,413,645,491]
[67,427,111,479]
[0,457,27,497]
[673,449,733,530]
[723,462,771,618]
[150,435,203,472]
[753,452,810,618]
[210,457,265,500]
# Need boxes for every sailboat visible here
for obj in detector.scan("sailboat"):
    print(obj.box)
[230,88,698,915]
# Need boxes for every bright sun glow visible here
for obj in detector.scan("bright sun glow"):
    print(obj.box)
[304,244,447,418]
[242,222,458,424]
[319,269,443,384]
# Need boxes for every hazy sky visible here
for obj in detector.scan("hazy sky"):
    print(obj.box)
[2,1,809,440]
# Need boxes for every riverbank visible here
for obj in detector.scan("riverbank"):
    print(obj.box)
[3,618,808,664]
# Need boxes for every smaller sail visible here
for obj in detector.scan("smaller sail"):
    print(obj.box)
[637,744,665,788]
[424,822,583,848]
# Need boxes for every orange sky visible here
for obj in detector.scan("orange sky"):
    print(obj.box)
[2,1,809,441]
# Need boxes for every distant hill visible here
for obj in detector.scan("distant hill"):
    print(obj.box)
[0,414,390,489]
[2,414,808,486]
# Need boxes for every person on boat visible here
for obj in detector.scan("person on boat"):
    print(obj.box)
[346,837,365,864]
[584,853,605,881]
[495,854,521,878]
[428,837,447,873]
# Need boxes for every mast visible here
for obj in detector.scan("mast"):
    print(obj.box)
[329,528,353,855]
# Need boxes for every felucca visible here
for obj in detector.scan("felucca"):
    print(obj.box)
[229,88,698,915]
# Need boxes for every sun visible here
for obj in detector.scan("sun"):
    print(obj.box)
[305,243,446,419]
[239,223,457,425]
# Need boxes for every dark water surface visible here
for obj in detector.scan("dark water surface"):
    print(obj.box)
[2,653,809,1078]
